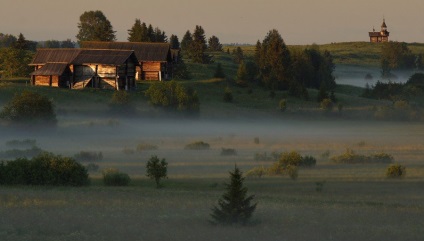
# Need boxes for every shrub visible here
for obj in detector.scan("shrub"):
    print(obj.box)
[145,80,199,112]
[245,166,266,178]
[0,91,57,126]
[74,151,103,162]
[320,98,333,111]
[0,152,89,186]
[331,149,393,164]
[279,99,287,112]
[184,141,210,150]
[136,143,158,151]
[300,155,317,167]
[279,151,303,167]
[286,165,298,180]
[146,155,168,188]
[210,166,257,225]
[223,87,233,102]
[102,168,131,186]
[386,164,406,178]
[221,148,237,156]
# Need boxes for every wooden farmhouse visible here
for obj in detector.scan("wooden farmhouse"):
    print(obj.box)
[80,41,173,81]
[369,19,390,43]
[29,49,139,90]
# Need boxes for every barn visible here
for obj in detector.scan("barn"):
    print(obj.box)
[80,41,173,81]
[29,49,139,90]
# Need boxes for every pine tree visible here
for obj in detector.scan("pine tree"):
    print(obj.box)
[190,25,208,63]
[237,62,247,82]
[210,165,257,225]
[208,35,223,51]
[233,47,244,64]
[147,24,154,42]
[181,30,193,52]
[170,35,180,49]
[128,19,143,42]
[13,33,28,50]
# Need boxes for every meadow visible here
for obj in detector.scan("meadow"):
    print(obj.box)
[1,117,424,241]
[1,42,424,240]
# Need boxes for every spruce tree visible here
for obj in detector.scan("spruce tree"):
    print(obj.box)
[128,19,143,42]
[191,25,209,63]
[208,35,223,51]
[181,30,193,52]
[210,165,257,225]
[170,35,180,49]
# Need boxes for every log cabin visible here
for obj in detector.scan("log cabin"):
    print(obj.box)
[29,49,139,90]
[80,41,173,81]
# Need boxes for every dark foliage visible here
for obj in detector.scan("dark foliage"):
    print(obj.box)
[0,152,89,186]
[109,91,135,115]
[170,35,180,49]
[386,164,406,178]
[208,36,223,51]
[210,166,257,225]
[146,155,168,188]
[381,42,415,78]
[0,91,57,126]
[76,10,116,42]
[221,148,237,156]
[214,63,225,78]
[0,146,44,160]
[232,47,244,64]
[223,87,233,102]
[74,151,103,162]
[103,170,131,186]
[184,141,210,150]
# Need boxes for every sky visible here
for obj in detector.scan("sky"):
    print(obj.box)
[1,0,423,45]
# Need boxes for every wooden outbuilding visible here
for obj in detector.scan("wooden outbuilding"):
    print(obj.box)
[29,49,139,90]
[80,41,173,81]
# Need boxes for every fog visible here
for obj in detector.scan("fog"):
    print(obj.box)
[1,115,423,178]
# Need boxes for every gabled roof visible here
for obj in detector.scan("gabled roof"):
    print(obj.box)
[30,49,139,66]
[30,49,81,65]
[80,41,172,62]
[30,62,69,76]
[72,49,138,65]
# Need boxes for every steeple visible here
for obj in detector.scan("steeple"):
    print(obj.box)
[381,18,387,32]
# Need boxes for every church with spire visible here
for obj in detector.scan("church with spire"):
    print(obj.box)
[369,19,390,42]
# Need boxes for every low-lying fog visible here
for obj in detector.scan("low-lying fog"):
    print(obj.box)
[1,115,423,178]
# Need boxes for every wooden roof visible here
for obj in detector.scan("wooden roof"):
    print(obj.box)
[30,49,139,66]
[30,62,69,76]
[80,41,172,62]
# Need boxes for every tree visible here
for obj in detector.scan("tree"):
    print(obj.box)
[233,47,244,64]
[170,35,180,49]
[208,35,223,51]
[44,40,61,48]
[381,41,415,78]
[0,33,17,48]
[237,62,248,82]
[127,19,143,42]
[145,80,199,112]
[0,47,33,78]
[146,155,168,188]
[214,63,225,78]
[60,39,75,48]
[190,25,211,63]
[181,30,193,52]
[173,52,191,80]
[76,10,116,42]
[0,91,57,126]
[13,33,28,50]
[210,165,257,225]
[257,29,291,90]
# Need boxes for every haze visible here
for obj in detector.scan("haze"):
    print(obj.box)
[1,0,423,44]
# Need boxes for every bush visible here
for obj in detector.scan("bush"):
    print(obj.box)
[223,87,233,103]
[0,152,89,186]
[245,166,266,178]
[146,155,168,188]
[279,99,287,112]
[184,141,210,150]
[221,148,237,156]
[102,168,131,186]
[320,98,333,111]
[331,149,393,164]
[279,151,303,167]
[145,80,199,112]
[74,151,103,162]
[301,155,317,167]
[286,165,298,180]
[386,164,406,178]
[0,91,57,126]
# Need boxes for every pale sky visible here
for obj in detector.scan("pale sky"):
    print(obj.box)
[1,0,423,44]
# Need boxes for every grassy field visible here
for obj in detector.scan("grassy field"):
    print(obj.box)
[1,119,424,241]
[1,42,424,240]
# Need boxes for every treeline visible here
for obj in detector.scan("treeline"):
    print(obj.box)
[0,33,36,78]
[381,41,424,78]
